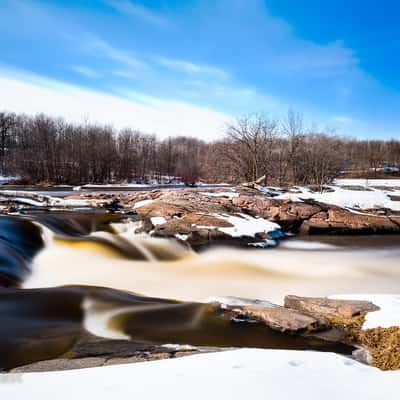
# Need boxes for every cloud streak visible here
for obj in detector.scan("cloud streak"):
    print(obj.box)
[104,0,173,29]
[87,36,148,70]
[155,56,229,80]
[70,65,101,79]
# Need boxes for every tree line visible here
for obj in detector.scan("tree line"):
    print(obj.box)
[0,110,399,186]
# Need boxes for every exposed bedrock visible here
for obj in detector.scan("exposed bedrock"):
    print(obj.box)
[231,192,400,235]
[2,187,400,245]
[67,188,400,240]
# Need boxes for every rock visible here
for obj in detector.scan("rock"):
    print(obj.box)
[302,207,400,234]
[135,200,189,217]
[151,213,234,245]
[10,357,108,372]
[284,295,380,319]
[226,305,329,333]
[8,334,209,372]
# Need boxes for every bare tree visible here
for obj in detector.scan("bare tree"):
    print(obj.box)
[226,114,278,182]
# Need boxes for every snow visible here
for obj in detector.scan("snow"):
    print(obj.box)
[133,199,153,209]
[162,344,198,351]
[331,294,400,329]
[335,179,400,187]
[151,216,167,226]
[196,182,230,187]
[0,175,19,183]
[6,197,45,207]
[216,213,281,238]
[1,348,400,400]
[200,191,239,199]
[207,296,277,308]
[49,198,105,207]
[247,240,277,248]
[274,186,400,211]
[175,233,189,241]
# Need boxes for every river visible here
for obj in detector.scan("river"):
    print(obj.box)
[0,211,399,370]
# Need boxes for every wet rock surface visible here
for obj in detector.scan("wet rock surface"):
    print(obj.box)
[9,334,208,373]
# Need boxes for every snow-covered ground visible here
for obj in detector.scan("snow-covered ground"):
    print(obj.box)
[274,185,400,211]
[335,178,400,187]
[1,349,398,400]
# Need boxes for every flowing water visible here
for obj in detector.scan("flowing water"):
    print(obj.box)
[1,211,399,370]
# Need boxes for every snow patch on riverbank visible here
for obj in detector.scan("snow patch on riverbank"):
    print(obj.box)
[2,348,400,400]
[335,179,400,187]
[215,213,281,238]
[274,186,400,211]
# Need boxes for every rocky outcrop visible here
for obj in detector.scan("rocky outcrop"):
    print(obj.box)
[231,193,400,235]
[2,187,400,245]
[301,208,400,234]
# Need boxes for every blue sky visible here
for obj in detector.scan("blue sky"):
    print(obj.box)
[0,0,399,139]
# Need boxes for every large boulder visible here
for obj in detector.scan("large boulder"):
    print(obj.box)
[302,207,400,234]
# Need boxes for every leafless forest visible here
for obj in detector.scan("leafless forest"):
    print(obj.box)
[1,110,399,185]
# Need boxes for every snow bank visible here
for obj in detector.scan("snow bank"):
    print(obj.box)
[2,348,399,400]
[275,186,400,211]
[335,179,400,187]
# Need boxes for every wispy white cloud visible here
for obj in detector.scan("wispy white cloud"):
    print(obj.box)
[0,67,230,140]
[87,36,148,70]
[155,57,229,80]
[70,65,101,79]
[103,0,173,29]
[273,40,359,78]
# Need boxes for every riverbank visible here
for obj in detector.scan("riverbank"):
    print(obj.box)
[1,180,399,248]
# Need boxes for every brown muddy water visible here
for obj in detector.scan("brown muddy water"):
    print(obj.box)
[0,212,399,370]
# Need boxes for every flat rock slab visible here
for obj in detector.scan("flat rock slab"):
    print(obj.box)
[284,295,380,319]
[225,304,329,333]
